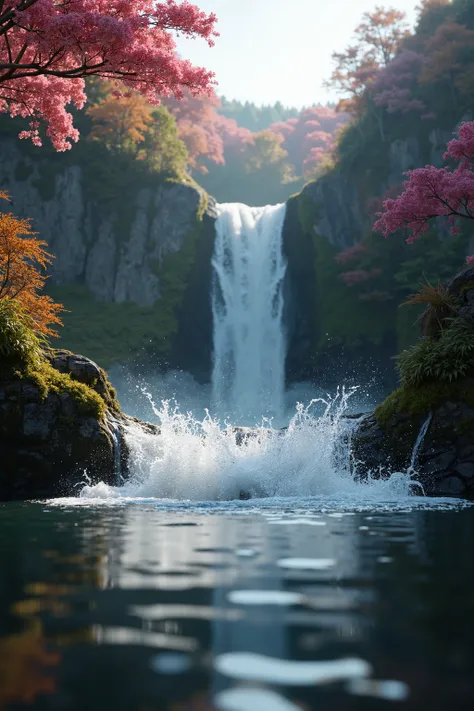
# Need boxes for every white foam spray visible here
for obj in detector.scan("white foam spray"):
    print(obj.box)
[80,389,424,503]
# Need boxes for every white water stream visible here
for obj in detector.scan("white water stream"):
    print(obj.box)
[211,203,287,422]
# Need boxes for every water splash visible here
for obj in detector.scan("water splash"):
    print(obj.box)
[212,203,287,424]
[107,414,123,485]
[80,389,428,503]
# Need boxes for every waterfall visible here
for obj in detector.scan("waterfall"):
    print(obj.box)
[211,203,287,424]
[76,202,441,505]
[107,415,123,485]
[408,413,432,476]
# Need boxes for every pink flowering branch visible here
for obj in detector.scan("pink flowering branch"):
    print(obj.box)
[374,121,474,262]
[0,0,218,150]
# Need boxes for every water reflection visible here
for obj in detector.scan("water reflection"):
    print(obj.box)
[0,502,473,710]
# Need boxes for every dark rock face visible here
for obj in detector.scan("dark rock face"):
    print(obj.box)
[302,174,365,251]
[170,211,216,382]
[0,353,155,502]
[352,404,474,499]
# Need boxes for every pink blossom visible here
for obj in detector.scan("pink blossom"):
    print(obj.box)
[164,89,254,172]
[374,121,474,242]
[0,0,218,150]
[445,121,474,168]
[268,106,348,178]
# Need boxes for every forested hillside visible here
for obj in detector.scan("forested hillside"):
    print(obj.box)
[284,0,474,383]
[161,92,346,205]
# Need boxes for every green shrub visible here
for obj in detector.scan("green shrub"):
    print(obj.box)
[0,300,107,419]
[397,319,474,387]
[0,300,43,375]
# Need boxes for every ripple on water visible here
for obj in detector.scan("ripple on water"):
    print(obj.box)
[347,678,410,701]
[277,558,335,571]
[214,653,372,685]
[214,687,301,711]
[228,590,305,606]
[149,652,192,675]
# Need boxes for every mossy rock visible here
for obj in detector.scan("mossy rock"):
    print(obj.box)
[375,378,474,428]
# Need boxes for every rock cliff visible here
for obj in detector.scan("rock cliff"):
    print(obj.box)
[281,117,472,383]
[0,138,216,372]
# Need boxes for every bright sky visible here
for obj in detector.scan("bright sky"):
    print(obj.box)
[177,0,420,107]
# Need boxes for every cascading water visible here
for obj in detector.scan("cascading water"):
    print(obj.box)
[77,202,437,505]
[407,413,432,477]
[107,414,123,485]
[211,203,287,424]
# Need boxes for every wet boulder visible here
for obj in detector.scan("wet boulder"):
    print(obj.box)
[0,351,154,502]
[351,404,474,498]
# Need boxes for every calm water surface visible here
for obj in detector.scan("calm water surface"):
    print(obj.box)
[0,499,473,711]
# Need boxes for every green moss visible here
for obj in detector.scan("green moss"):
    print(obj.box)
[377,303,474,428]
[26,361,106,419]
[375,378,474,428]
[0,301,107,419]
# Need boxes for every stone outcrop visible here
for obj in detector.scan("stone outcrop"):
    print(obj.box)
[0,138,217,375]
[350,267,474,499]
[0,139,212,305]
[0,351,156,502]
[351,408,474,498]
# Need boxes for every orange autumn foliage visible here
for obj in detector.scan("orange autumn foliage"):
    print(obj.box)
[86,91,153,155]
[0,619,60,710]
[0,193,63,337]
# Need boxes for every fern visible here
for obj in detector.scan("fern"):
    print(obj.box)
[397,318,474,387]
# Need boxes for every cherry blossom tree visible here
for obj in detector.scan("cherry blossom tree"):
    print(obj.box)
[164,90,253,173]
[269,106,347,178]
[0,0,217,150]
[374,121,474,262]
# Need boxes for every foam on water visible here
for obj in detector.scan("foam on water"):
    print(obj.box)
[77,389,408,503]
[70,389,473,512]
[213,652,372,685]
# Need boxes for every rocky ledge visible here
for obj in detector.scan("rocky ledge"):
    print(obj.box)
[0,350,156,502]
[351,267,474,499]
[351,405,474,498]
